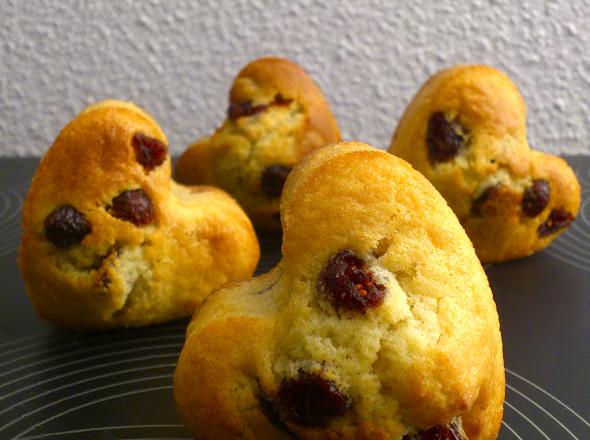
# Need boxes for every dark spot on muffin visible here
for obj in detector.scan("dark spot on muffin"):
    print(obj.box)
[100,272,111,289]
[522,179,550,217]
[44,205,91,248]
[273,93,293,106]
[372,237,391,258]
[277,369,350,427]
[261,165,292,198]
[108,189,155,226]
[89,245,117,271]
[258,390,295,436]
[317,250,386,313]
[132,133,167,171]
[403,423,462,440]
[471,185,500,216]
[426,112,467,164]
[227,92,295,121]
[537,208,574,237]
[227,100,268,120]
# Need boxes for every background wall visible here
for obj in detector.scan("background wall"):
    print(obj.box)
[1,0,588,157]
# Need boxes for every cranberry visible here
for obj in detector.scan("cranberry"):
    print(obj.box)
[317,250,386,313]
[259,392,291,434]
[403,423,462,440]
[132,133,167,171]
[426,112,466,163]
[227,93,293,120]
[261,165,291,198]
[277,369,350,427]
[273,93,293,106]
[108,189,155,226]
[471,185,500,216]
[227,100,268,120]
[522,179,550,217]
[44,205,91,248]
[538,208,574,237]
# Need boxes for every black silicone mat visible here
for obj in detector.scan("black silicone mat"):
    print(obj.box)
[0,158,588,440]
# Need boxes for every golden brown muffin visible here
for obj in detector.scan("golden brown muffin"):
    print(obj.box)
[389,65,581,263]
[19,100,260,330]
[174,141,504,440]
[175,56,341,229]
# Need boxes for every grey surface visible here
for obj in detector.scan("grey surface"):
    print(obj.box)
[2,0,590,158]
[0,158,589,439]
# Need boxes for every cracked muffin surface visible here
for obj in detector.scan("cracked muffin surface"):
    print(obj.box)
[389,65,581,262]
[174,142,505,440]
[175,56,340,230]
[19,100,260,329]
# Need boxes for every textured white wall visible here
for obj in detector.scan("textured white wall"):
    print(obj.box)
[1,0,589,157]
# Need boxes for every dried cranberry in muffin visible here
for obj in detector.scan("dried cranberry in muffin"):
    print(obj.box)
[44,205,91,248]
[227,100,268,120]
[317,250,386,313]
[537,208,574,237]
[403,423,462,440]
[521,179,550,217]
[277,369,350,427]
[471,185,500,216]
[273,93,293,106]
[108,189,155,226]
[261,165,292,198]
[426,112,466,164]
[132,132,167,171]
[258,391,292,434]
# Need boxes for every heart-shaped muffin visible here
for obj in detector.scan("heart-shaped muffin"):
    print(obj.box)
[174,142,504,440]
[175,56,341,230]
[19,100,259,329]
[389,65,581,262]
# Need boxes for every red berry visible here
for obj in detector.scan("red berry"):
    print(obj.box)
[426,112,466,164]
[44,205,91,248]
[538,208,574,237]
[108,189,155,226]
[132,132,167,171]
[227,100,268,120]
[403,423,462,440]
[277,370,350,427]
[273,93,293,106]
[522,179,550,217]
[471,185,500,216]
[317,250,386,313]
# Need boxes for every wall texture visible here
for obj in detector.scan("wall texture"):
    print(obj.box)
[1,0,589,157]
